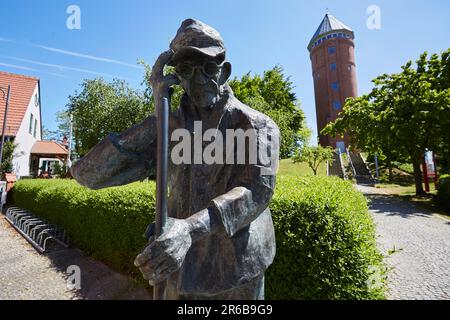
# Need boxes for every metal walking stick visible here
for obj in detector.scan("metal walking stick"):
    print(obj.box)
[154,97,169,300]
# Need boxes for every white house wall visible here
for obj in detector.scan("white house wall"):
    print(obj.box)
[13,84,41,178]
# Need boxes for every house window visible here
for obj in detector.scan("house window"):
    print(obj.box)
[330,63,337,71]
[34,94,39,107]
[331,82,339,91]
[328,47,336,54]
[333,101,342,110]
[29,114,34,134]
[33,119,37,138]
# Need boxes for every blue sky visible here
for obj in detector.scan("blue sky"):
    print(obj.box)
[0,0,449,143]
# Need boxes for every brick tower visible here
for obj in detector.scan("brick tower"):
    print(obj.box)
[308,14,358,152]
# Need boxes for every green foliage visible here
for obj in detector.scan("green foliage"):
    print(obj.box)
[12,179,155,274]
[43,111,71,141]
[437,174,450,210]
[277,158,327,177]
[229,66,307,158]
[52,162,69,178]
[324,49,450,195]
[1,140,22,174]
[267,176,385,299]
[293,145,334,176]
[67,78,152,157]
[12,176,384,299]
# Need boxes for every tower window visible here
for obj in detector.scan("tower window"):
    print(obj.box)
[331,82,339,91]
[328,47,336,54]
[333,101,342,110]
[330,63,337,71]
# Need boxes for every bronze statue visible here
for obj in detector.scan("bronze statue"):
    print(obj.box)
[71,19,279,300]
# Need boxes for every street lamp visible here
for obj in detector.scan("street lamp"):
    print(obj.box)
[67,113,73,168]
[0,85,11,175]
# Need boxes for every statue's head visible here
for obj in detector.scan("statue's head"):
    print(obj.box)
[169,19,232,109]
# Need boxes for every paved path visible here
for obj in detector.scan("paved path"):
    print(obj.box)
[357,185,450,300]
[0,215,152,300]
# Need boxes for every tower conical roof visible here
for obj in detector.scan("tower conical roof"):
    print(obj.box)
[308,14,354,51]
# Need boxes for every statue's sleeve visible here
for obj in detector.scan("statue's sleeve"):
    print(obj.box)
[208,120,280,237]
[71,115,157,190]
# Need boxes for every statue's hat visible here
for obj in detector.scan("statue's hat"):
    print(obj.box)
[169,19,226,65]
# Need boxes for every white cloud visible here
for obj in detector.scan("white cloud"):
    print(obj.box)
[34,45,143,70]
[0,36,142,70]
[0,62,36,71]
[3,56,131,80]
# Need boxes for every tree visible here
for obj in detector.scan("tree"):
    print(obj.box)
[293,145,334,176]
[66,65,307,159]
[43,111,71,141]
[67,78,152,157]
[229,66,307,158]
[1,140,23,174]
[324,49,450,195]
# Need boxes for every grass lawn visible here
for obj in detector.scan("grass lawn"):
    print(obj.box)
[277,158,327,177]
[375,182,449,219]
[359,155,449,219]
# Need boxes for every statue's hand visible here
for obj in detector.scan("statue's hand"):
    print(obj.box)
[134,217,192,286]
[150,50,180,101]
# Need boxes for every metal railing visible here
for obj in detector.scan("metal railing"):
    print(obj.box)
[347,148,357,178]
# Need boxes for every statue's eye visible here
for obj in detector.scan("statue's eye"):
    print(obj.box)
[176,64,193,78]
[203,62,219,77]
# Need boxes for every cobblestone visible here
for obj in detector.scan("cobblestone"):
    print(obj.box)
[0,216,151,300]
[357,185,450,300]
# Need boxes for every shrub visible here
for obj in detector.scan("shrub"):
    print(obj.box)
[267,176,385,299]
[437,174,450,210]
[12,176,385,299]
[12,179,155,275]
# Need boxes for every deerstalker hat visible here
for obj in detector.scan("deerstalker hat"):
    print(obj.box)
[169,19,226,65]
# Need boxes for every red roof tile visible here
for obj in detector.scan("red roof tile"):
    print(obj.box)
[0,71,39,136]
[31,141,68,155]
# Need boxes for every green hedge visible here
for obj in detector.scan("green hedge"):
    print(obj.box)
[12,176,385,299]
[268,176,385,299]
[11,179,154,275]
[437,174,450,210]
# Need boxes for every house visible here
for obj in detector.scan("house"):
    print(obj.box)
[0,71,68,178]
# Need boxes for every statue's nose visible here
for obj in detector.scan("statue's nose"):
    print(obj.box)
[193,68,208,84]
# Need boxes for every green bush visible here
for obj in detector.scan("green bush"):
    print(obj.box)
[12,176,385,299]
[437,174,450,210]
[12,179,155,275]
[267,176,385,300]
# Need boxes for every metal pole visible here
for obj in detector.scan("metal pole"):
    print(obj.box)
[374,154,380,182]
[154,97,169,300]
[0,85,11,174]
[422,153,430,193]
[67,114,73,168]
[433,151,439,190]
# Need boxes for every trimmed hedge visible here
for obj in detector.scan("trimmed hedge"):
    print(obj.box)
[12,176,385,299]
[268,176,385,299]
[437,174,450,210]
[11,179,154,275]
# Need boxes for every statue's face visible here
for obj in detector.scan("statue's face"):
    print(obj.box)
[175,55,230,109]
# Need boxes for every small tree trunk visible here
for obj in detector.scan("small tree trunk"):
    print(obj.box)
[387,161,393,182]
[412,159,425,196]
